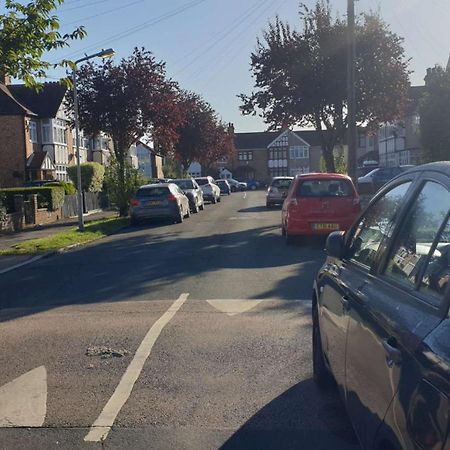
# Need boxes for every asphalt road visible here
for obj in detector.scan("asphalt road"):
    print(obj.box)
[0,191,360,450]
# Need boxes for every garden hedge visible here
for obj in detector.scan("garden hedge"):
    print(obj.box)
[0,186,65,212]
[44,181,76,195]
[67,162,105,193]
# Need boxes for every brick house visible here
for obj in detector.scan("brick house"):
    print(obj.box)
[232,129,349,184]
[136,140,164,179]
[0,80,76,187]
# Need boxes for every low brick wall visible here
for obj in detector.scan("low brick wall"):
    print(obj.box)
[34,208,63,225]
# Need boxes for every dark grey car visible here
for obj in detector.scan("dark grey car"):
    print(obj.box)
[171,179,205,213]
[313,162,450,450]
[130,183,190,225]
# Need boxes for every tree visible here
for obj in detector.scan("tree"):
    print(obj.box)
[240,0,410,172]
[420,65,450,162]
[0,0,86,87]
[66,48,183,215]
[173,92,217,170]
[173,92,234,172]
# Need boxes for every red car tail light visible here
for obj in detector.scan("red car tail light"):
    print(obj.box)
[130,198,140,207]
[167,194,177,202]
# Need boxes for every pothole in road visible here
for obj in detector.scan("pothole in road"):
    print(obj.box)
[85,345,129,358]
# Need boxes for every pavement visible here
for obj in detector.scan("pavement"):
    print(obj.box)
[0,191,360,450]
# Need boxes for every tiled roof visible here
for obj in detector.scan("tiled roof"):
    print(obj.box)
[0,83,36,116]
[26,151,55,170]
[8,82,67,118]
[234,129,335,149]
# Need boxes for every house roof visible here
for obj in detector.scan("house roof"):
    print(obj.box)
[0,83,36,116]
[137,140,162,157]
[8,82,67,118]
[26,151,55,170]
[234,129,331,149]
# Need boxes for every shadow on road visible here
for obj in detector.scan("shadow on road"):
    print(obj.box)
[238,206,280,213]
[220,378,359,450]
[0,223,326,322]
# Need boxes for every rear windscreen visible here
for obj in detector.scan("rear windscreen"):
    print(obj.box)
[136,187,169,197]
[173,180,194,190]
[271,178,292,188]
[195,179,208,186]
[297,179,353,197]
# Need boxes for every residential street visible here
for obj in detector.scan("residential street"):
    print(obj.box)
[0,191,359,450]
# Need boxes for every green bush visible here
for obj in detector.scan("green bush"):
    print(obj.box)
[44,181,76,195]
[0,187,65,212]
[0,193,7,227]
[67,162,105,193]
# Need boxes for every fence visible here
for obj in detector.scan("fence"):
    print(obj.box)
[62,192,102,218]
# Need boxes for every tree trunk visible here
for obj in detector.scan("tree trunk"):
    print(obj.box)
[322,145,336,173]
[118,155,128,217]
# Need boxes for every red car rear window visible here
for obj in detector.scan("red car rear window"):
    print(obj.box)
[297,179,353,197]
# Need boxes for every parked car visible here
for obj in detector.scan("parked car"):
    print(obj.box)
[246,180,260,191]
[281,173,360,244]
[171,178,205,213]
[313,161,450,450]
[266,177,294,208]
[195,176,221,204]
[226,178,242,192]
[130,183,190,224]
[215,179,231,195]
[238,181,247,191]
[358,165,414,193]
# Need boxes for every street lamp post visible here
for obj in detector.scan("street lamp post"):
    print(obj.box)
[72,48,115,232]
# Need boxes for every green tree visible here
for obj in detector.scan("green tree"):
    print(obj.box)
[104,157,147,212]
[240,0,410,172]
[0,0,86,87]
[420,65,450,162]
[67,162,104,193]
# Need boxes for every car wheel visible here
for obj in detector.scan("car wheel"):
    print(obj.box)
[184,206,191,218]
[266,202,272,209]
[217,196,221,202]
[176,207,183,223]
[281,225,286,236]
[192,202,199,213]
[199,202,205,211]
[231,186,236,192]
[212,196,217,204]
[312,303,334,389]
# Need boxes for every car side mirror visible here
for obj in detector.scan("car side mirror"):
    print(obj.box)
[325,231,345,259]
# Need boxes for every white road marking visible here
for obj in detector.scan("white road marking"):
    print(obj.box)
[206,299,263,316]
[84,293,189,442]
[0,366,47,427]
[243,192,247,199]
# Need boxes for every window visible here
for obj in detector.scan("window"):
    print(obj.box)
[347,182,412,269]
[290,145,309,159]
[238,151,253,161]
[384,182,450,304]
[53,119,67,144]
[297,179,353,197]
[29,121,37,143]
[359,133,366,148]
[290,167,309,176]
[272,134,289,147]
[269,167,288,177]
[42,119,52,143]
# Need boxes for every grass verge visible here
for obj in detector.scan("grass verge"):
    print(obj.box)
[0,217,129,255]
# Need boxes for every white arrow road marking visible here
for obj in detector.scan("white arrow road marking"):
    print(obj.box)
[0,366,47,427]
[206,299,263,316]
[84,293,189,443]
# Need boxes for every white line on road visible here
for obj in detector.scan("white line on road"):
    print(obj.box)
[243,192,247,199]
[84,293,189,442]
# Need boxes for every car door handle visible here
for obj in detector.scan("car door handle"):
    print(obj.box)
[340,296,350,311]
[383,338,402,367]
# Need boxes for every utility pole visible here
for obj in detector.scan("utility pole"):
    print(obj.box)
[347,0,357,186]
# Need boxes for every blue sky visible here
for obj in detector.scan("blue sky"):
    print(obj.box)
[40,0,450,132]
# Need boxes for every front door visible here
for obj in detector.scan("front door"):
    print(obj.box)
[345,179,450,449]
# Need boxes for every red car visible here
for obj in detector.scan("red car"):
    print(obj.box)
[281,173,361,244]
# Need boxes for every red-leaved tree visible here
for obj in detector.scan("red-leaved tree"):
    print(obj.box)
[67,48,183,215]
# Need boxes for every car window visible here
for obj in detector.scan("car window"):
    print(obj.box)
[271,178,292,188]
[136,187,169,197]
[347,182,412,269]
[297,179,353,197]
[173,180,194,190]
[195,178,208,186]
[384,182,450,305]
